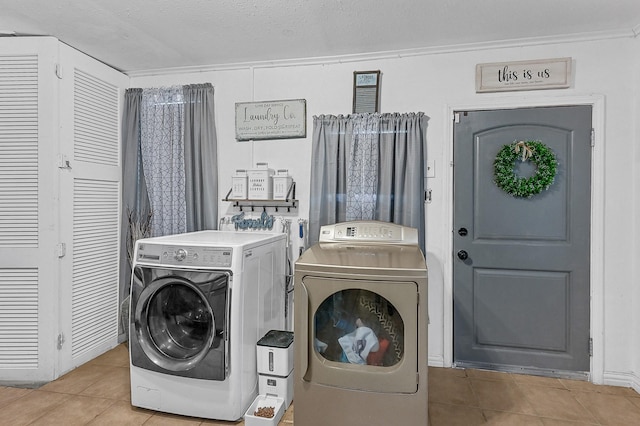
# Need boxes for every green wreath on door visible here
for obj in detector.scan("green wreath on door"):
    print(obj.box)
[493,140,558,198]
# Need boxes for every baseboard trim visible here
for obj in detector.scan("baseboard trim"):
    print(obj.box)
[603,370,640,392]
[428,356,445,368]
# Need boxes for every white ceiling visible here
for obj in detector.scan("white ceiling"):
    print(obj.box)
[1,0,639,74]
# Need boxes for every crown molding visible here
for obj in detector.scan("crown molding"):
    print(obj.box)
[126,27,637,78]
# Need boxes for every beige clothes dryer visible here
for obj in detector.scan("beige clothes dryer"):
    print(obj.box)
[294,221,428,425]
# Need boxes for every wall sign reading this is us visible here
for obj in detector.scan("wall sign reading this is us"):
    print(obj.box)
[235,99,307,141]
[476,57,572,93]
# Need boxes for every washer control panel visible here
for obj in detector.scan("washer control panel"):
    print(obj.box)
[136,243,233,267]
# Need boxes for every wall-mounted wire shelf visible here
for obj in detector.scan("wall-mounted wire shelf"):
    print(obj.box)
[223,182,297,212]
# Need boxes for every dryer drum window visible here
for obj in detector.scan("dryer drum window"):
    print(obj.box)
[314,289,404,367]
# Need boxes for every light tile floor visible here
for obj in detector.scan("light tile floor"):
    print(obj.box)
[0,344,639,425]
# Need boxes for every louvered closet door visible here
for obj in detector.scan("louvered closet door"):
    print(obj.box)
[57,44,128,375]
[0,38,60,382]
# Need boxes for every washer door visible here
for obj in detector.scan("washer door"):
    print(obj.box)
[135,276,215,372]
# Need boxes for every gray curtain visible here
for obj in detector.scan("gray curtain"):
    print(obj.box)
[119,88,150,337]
[118,84,218,339]
[183,83,218,231]
[309,112,428,250]
[309,114,349,240]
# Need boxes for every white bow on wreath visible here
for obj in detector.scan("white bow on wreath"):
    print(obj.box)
[513,141,533,162]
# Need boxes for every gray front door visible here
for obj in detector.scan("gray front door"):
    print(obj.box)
[453,106,592,374]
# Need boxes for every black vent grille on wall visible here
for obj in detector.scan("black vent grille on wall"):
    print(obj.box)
[353,70,381,113]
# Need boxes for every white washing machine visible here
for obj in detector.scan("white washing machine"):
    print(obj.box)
[129,230,286,421]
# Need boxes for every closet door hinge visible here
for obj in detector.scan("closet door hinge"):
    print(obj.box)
[57,333,65,350]
[588,337,593,357]
[55,63,63,79]
[453,112,460,123]
[57,243,66,258]
[590,129,595,147]
[57,154,71,169]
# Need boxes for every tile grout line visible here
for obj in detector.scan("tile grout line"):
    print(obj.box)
[510,376,604,425]
[23,391,71,426]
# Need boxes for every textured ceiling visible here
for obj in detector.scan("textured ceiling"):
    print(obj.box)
[0,0,639,74]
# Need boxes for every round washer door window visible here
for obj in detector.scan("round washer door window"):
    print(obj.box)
[136,277,215,371]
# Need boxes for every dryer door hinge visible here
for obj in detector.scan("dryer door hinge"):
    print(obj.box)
[56,243,66,258]
[57,333,65,350]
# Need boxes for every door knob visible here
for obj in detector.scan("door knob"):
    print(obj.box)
[457,250,468,260]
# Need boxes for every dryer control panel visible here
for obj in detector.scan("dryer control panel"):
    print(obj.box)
[319,221,418,245]
[135,243,233,268]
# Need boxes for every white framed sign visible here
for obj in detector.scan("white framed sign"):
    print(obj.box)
[235,99,306,141]
[476,57,572,93]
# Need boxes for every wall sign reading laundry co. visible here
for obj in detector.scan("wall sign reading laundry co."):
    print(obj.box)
[235,99,307,140]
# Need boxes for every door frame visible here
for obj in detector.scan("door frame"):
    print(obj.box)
[442,94,605,384]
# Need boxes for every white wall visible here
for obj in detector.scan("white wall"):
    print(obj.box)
[130,35,639,387]
[633,37,640,394]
